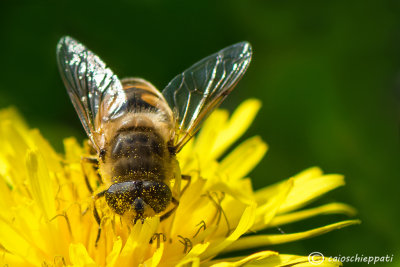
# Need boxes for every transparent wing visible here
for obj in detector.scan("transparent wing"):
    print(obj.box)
[57,36,125,150]
[162,41,252,152]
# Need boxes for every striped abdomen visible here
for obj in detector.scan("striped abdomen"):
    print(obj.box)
[109,128,169,183]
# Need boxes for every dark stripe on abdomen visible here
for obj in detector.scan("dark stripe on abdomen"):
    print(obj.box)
[109,129,168,182]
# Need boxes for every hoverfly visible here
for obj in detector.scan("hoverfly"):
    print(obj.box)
[57,36,252,224]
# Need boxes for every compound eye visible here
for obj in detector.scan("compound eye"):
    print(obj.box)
[141,181,172,213]
[105,182,140,215]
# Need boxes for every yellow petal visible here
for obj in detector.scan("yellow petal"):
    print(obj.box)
[200,203,256,260]
[278,174,345,213]
[142,242,164,267]
[106,237,122,267]
[117,217,159,266]
[169,178,207,237]
[210,99,262,159]
[208,178,254,206]
[175,257,200,267]
[0,107,29,134]
[29,129,62,173]
[255,167,323,203]
[0,107,28,188]
[255,168,345,214]
[25,150,56,220]
[207,250,278,267]
[63,137,84,163]
[194,109,229,160]
[219,136,267,182]
[175,243,209,267]
[268,203,357,228]
[223,220,361,253]
[0,218,43,265]
[69,243,96,267]
[251,179,293,231]
[1,121,30,187]
[0,173,14,218]
[239,254,342,267]
[0,250,30,267]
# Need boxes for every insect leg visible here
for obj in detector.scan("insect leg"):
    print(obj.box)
[81,159,93,194]
[81,156,103,187]
[81,156,100,193]
[160,197,179,221]
[82,156,99,164]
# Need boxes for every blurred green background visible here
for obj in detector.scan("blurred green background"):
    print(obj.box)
[1,0,399,265]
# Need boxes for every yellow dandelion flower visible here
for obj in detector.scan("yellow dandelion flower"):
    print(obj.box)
[0,99,359,267]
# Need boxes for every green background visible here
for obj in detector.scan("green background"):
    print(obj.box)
[1,1,399,265]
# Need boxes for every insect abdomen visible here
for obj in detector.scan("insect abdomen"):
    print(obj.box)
[108,129,169,182]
